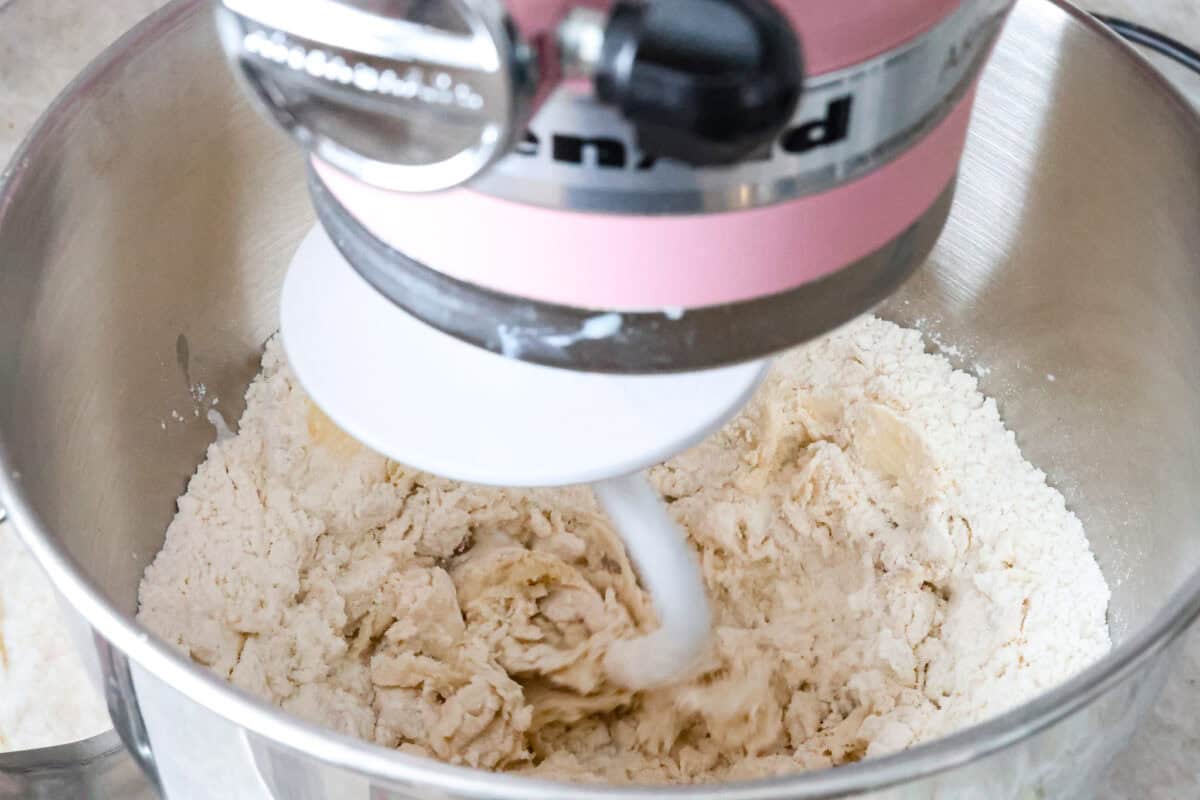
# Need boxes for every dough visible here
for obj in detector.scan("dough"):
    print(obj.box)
[137,316,1111,783]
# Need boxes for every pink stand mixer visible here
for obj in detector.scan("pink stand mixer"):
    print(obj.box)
[214,0,1014,686]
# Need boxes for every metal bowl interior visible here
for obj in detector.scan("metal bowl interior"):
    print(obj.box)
[0,0,1199,797]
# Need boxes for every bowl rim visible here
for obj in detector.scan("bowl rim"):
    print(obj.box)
[2,0,1200,797]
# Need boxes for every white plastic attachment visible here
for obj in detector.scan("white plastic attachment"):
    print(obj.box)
[594,473,712,689]
[280,226,769,487]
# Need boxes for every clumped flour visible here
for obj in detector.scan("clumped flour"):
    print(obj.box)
[137,316,1110,783]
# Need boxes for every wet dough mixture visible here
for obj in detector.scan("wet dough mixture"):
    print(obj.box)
[137,317,1111,783]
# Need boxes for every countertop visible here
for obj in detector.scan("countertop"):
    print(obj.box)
[1,1,1198,797]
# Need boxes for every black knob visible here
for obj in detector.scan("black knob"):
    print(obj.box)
[593,0,803,166]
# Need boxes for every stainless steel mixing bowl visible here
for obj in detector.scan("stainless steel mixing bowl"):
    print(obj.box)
[1,1,1199,797]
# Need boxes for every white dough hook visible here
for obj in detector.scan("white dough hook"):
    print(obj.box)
[594,473,712,690]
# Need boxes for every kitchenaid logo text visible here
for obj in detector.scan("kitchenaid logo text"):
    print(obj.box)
[515,96,853,171]
[241,29,485,111]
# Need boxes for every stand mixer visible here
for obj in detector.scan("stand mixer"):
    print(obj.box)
[7,1,1200,797]
[213,0,1014,687]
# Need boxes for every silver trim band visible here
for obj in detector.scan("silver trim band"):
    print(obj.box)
[471,0,1013,214]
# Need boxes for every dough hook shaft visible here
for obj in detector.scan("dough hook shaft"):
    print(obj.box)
[593,472,712,689]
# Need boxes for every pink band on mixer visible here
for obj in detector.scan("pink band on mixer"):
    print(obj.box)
[774,0,960,72]
[315,88,976,310]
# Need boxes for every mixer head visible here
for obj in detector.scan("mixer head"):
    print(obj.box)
[210,0,1015,486]
[216,0,1009,380]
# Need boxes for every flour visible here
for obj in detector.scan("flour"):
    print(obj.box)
[136,316,1111,783]
[0,526,111,751]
